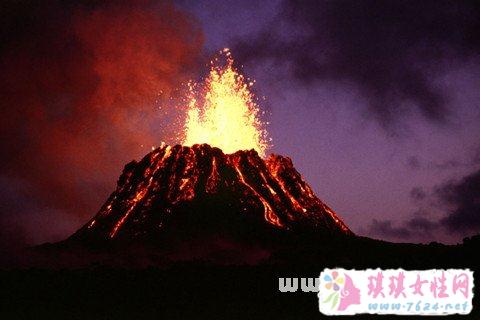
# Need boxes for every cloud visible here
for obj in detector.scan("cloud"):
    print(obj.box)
[407,157,421,170]
[0,0,203,245]
[405,151,479,171]
[436,169,480,234]
[366,219,411,239]
[365,214,439,242]
[410,187,426,201]
[365,168,480,243]
[234,0,480,127]
[404,216,438,235]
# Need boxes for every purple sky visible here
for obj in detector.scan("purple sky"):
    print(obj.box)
[1,0,479,247]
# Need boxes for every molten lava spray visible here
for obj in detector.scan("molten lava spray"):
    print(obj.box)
[183,49,269,157]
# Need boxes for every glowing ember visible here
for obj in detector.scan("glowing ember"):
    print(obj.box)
[183,48,269,157]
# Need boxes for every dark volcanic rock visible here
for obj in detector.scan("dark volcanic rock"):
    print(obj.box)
[69,144,352,247]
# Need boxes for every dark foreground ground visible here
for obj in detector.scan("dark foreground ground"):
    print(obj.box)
[1,235,479,319]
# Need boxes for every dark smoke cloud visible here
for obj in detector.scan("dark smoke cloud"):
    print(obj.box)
[365,168,480,243]
[364,214,439,242]
[405,155,475,171]
[410,187,426,201]
[0,0,203,246]
[366,219,411,239]
[404,216,438,235]
[436,169,480,233]
[406,157,421,170]
[234,0,480,126]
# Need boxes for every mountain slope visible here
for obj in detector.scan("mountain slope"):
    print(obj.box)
[70,144,351,243]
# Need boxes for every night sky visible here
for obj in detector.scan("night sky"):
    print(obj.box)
[1,0,479,248]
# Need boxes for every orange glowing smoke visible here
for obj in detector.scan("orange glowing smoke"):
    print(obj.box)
[182,49,270,157]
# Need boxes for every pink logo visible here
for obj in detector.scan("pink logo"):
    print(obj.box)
[322,271,361,311]
[319,268,473,315]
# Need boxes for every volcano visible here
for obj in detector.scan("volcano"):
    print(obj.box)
[66,51,352,254]
[69,144,352,246]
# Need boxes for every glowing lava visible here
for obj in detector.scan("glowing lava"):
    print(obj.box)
[77,144,353,241]
[183,49,269,157]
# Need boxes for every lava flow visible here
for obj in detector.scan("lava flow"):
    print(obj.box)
[72,144,352,241]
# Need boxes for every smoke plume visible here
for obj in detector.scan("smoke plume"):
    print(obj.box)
[0,0,203,247]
